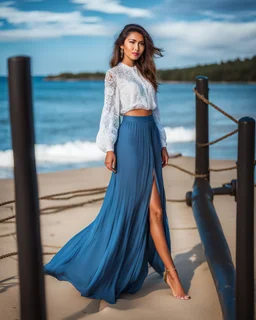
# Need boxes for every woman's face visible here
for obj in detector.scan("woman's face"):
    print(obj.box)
[120,31,145,63]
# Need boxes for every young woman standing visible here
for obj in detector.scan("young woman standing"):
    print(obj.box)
[44,23,191,303]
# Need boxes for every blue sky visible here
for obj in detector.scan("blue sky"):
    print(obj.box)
[0,0,255,75]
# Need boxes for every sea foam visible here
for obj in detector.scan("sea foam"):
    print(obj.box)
[0,126,195,168]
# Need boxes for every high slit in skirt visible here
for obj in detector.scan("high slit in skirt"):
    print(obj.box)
[44,114,171,304]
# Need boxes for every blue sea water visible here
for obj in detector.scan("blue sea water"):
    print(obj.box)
[0,76,255,179]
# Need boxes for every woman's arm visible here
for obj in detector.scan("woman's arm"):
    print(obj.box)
[152,92,167,149]
[96,70,120,153]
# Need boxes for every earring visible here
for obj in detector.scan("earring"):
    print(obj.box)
[120,48,124,59]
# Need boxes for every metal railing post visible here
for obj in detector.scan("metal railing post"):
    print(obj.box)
[236,116,255,320]
[195,76,210,181]
[8,56,47,320]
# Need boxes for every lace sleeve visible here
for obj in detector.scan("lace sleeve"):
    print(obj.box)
[152,92,167,148]
[96,70,120,153]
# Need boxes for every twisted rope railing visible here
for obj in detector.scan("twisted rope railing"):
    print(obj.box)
[193,88,255,186]
[193,88,239,148]
[197,128,238,147]
[193,88,238,124]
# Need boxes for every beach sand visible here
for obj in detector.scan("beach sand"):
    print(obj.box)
[0,156,255,320]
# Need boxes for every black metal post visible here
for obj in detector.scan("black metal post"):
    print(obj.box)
[195,76,210,181]
[212,179,237,197]
[8,56,47,320]
[236,117,255,320]
[192,178,235,319]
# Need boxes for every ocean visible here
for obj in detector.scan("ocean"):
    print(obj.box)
[0,76,255,179]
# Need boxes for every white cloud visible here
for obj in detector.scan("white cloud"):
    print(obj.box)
[198,11,237,21]
[151,19,256,46]
[0,2,101,24]
[199,10,256,21]
[150,19,256,66]
[0,24,116,40]
[71,0,152,18]
[158,0,256,17]
[0,1,116,41]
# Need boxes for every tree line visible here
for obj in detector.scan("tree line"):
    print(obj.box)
[45,55,256,82]
[157,55,256,82]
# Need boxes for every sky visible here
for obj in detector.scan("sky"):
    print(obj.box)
[0,0,255,75]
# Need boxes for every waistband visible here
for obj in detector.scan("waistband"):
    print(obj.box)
[122,114,154,122]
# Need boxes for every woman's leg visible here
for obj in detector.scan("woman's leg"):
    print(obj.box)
[149,171,190,298]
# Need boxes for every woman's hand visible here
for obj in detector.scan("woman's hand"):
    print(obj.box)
[161,147,169,168]
[105,151,117,173]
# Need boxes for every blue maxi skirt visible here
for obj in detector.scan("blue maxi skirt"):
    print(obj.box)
[44,114,171,304]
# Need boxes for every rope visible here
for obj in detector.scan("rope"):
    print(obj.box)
[166,198,186,203]
[0,215,15,223]
[39,187,106,200]
[167,162,256,188]
[209,160,256,172]
[0,251,58,260]
[40,197,105,215]
[43,244,61,249]
[0,187,108,208]
[166,163,208,178]
[193,88,239,124]
[0,252,17,259]
[0,200,15,207]
[0,231,16,238]
[42,190,106,201]
[210,166,237,172]
[197,128,238,147]
[0,197,105,223]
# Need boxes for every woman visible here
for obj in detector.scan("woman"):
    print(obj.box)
[44,24,191,303]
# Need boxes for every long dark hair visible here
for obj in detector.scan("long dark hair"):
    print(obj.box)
[109,24,164,92]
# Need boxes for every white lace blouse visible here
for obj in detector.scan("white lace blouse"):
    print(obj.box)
[96,62,167,152]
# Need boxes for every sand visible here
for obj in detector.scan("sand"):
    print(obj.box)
[0,156,255,320]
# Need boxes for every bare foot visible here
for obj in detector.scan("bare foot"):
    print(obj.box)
[164,268,191,300]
